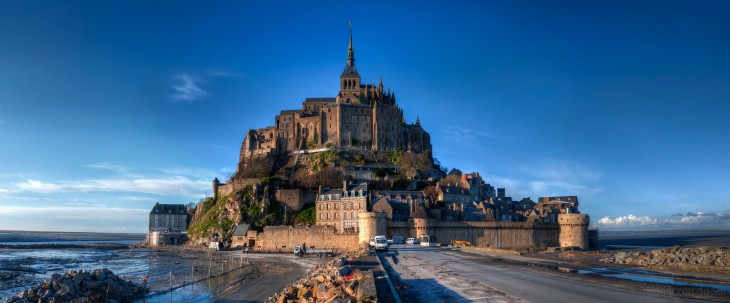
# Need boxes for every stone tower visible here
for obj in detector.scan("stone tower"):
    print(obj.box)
[338,21,361,104]
[558,214,590,250]
[212,177,220,199]
[358,212,386,246]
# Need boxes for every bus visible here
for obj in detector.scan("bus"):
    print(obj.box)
[419,234,436,247]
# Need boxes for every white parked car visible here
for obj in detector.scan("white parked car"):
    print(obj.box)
[406,238,419,244]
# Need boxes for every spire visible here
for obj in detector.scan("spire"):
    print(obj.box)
[340,21,359,79]
[416,115,420,126]
[346,20,355,67]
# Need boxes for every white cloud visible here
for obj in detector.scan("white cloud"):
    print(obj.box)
[86,162,132,174]
[207,70,245,78]
[14,176,208,197]
[594,211,730,230]
[441,126,496,147]
[171,73,208,102]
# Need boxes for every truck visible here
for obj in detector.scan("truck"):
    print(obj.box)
[420,234,436,247]
[293,245,334,257]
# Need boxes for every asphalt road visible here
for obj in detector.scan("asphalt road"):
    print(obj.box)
[379,246,715,303]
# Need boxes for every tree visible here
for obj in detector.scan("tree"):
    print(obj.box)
[398,151,431,180]
[439,174,463,187]
[423,185,440,206]
[294,205,316,225]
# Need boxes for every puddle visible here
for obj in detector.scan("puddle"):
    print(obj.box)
[578,267,730,292]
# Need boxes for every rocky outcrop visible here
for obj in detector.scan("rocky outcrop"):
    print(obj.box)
[3,268,145,303]
[266,248,373,303]
[601,246,729,267]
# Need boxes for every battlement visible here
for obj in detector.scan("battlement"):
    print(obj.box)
[558,213,589,225]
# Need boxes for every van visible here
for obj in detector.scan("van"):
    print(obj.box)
[373,235,388,251]
[391,236,404,244]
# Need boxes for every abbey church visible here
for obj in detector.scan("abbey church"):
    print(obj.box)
[239,26,431,161]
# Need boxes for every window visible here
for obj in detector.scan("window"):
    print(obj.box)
[344,212,347,219]
[326,213,330,220]
[326,204,330,210]
[319,213,322,219]
[351,211,354,219]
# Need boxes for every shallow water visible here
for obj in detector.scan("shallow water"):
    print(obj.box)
[578,267,730,292]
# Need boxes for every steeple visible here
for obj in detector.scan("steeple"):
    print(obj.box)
[340,20,360,92]
[346,20,355,67]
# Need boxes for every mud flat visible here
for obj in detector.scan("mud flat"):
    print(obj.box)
[0,245,251,301]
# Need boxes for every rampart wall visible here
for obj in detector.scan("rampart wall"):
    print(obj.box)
[386,221,560,251]
[215,178,260,199]
[254,225,359,252]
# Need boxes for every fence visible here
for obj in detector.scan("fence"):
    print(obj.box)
[117,250,251,302]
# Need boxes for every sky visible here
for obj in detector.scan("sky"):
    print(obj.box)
[1,0,729,233]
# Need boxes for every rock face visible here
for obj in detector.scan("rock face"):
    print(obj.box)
[3,268,145,303]
[266,248,371,303]
[601,246,729,268]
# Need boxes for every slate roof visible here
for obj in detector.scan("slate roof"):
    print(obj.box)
[411,205,431,219]
[232,223,250,237]
[150,203,187,215]
[341,64,359,77]
[304,98,336,103]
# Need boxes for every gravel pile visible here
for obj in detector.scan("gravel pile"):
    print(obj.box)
[601,246,729,267]
[266,248,371,303]
[3,268,145,303]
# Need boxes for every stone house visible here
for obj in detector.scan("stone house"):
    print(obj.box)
[231,223,251,248]
[315,181,368,233]
[437,185,472,205]
[148,203,188,233]
[147,202,189,246]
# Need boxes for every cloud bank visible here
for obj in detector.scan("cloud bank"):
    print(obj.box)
[594,211,730,230]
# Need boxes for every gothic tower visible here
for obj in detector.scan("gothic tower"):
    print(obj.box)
[338,21,361,104]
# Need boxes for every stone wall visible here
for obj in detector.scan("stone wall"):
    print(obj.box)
[254,225,359,252]
[275,189,317,212]
[385,221,560,251]
[215,178,260,199]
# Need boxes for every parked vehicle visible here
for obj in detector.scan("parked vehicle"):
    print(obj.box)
[373,235,389,251]
[293,245,333,257]
[209,241,221,251]
[406,237,420,244]
[451,239,472,247]
[391,236,404,244]
[420,234,436,247]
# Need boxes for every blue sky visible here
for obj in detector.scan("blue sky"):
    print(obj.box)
[1,1,729,232]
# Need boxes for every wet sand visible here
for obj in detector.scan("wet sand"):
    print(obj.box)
[599,230,730,248]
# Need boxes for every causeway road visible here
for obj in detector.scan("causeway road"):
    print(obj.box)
[378,246,716,303]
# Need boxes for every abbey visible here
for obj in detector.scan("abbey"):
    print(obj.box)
[239,26,431,160]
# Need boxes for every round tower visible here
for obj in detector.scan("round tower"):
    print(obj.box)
[358,212,386,246]
[212,178,220,199]
[558,214,590,250]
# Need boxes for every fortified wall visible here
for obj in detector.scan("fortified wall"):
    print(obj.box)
[254,225,359,252]
[358,212,589,251]
[250,213,588,252]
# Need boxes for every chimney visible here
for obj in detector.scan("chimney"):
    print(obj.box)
[343,180,347,191]
[318,185,323,194]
